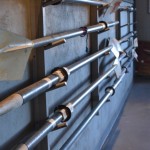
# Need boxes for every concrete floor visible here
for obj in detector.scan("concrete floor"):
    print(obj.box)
[105,77,150,150]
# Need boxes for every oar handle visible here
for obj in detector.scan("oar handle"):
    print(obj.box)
[0,94,23,115]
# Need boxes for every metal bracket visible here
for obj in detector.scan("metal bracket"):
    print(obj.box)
[45,39,66,49]
[50,81,67,91]
[98,21,110,34]
[52,122,68,131]
[98,27,110,34]
[80,27,88,37]
[105,86,115,96]
[54,105,72,122]
[47,67,70,91]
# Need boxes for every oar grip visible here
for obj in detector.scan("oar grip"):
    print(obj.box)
[15,144,28,150]
[0,93,23,116]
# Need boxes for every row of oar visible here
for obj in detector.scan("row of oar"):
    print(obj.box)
[15,43,136,150]
[0,31,135,116]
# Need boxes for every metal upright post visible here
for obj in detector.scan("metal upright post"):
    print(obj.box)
[90,5,101,108]
[117,9,121,40]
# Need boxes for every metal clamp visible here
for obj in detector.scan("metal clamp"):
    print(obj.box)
[105,86,115,96]
[98,21,110,34]
[52,122,68,131]
[80,27,88,37]
[51,67,70,89]
[54,105,72,122]
[122,66,128,73]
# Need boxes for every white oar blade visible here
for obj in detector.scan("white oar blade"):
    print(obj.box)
[114,58,122,78]
[0,29,33,53]
[109,38,120,58]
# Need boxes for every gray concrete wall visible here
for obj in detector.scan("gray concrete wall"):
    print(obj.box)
[0,1,41,149]
[136,0,150,41]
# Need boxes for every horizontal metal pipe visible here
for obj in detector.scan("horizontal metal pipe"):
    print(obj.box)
[3,21,118,53]
[71,65,116,108]
[26,113,62,149]
[119,32,134,44]
[33,21,119,48]
[16,113,63,150]
[120,22,137,28]
[119,6,135,12]
[60,59,132,150]
[67,46,112,73]
[107,21,119,28]
[0,46,112,116]
[43,0,109,7]
[0,75,60,115]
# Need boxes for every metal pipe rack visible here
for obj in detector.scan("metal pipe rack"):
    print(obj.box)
[32,21,118,48]
[0,31,135,116]
[15,49,133,150]
[0,21,118,53]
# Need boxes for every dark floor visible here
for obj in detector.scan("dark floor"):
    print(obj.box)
[106,77,150,150]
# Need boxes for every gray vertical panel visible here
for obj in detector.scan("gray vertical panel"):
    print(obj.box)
[42,4,91,150]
